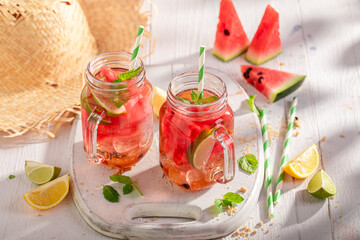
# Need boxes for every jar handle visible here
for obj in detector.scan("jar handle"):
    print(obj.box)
[85,107,106,164]
[213,126,235,183]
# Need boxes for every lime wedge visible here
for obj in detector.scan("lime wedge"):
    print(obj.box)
[88,87,126,117]
[186,129,216,170]
[25,161,62,185]
[81,87,111,124]
[307,170,336,199]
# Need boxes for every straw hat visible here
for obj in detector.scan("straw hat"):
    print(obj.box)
[0,0,150,138]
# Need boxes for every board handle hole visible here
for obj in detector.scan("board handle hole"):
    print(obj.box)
[125,203,203,224]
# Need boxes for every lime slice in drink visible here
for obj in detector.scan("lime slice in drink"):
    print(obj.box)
[187,129,216,170]
[307,170,336,199]
[81,87,111,124]
[88,87,126,117]
[25,160,62,185]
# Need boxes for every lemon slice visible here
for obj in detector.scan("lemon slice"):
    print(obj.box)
[308,170,336,199]
[283,144,319,179]
[186,129,216,170]
[24,174,70,210]
[152,86,167,117]
[25,160,61,185]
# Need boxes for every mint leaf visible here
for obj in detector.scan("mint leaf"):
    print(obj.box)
[118,67,141,81]
[8,175,15,180]
[213,192,243,212]
[110,174,133,184]
[191,90,200,103]
[197,96,218,104]
[176,96,191,104]
[110,174,143,196]
[238,154,258,174]
[248,95,260,117]
[223,192,244,203]
[110,80,129,108]
[123,184,133,195]
[103,185,119,203]
[214,199,223,212]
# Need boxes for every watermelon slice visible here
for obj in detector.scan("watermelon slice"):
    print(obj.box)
[245,5,282,65]
[213,0,250,62]
[241,65,305,102]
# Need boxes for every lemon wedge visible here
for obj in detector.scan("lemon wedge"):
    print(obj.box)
[24,174,70,210]
[152,86,167,117]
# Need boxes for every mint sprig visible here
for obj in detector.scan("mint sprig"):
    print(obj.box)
[214,192,244,212]
[176,90,219,105]
[8,175,15,180]
[118,67,141,82]
[103,185,120,203]
[110,174,143,196]
[176,96,191,104]
[238,154,258,174]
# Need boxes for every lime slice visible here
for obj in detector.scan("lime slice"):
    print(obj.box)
[88,87,126,117]
[25,160,62,185]
[186,129,216,170]
[307,170,336,199]
[81,87,111,125]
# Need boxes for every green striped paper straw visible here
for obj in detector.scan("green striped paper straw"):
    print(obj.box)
[274,97,298,204]
[260,108,274,218]
[198,45,205,98]
[129,25,144,70]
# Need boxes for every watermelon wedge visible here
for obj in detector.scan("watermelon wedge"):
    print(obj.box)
[241,65,305,102]
[245,5,282,65]
[213,0,250,62]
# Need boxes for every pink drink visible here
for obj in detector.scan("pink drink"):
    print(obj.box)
[81,52,153,169]
[159,72,235,191]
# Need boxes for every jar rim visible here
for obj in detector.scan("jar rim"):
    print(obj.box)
[85,51,145,94]
[167,71,228,116]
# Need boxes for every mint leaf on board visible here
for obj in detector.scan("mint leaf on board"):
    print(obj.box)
[103,185,120,203]
[110,174,143,196]
[238,154,259,174]
[123,184,133,195]
[248,95,260,117]
[223,192,244,203]
[118,67,141,81]
[110,174,133,184]
[176,96,191,104]
[8,175,15,180]
[213,192,244,213]
[214,199,223,212]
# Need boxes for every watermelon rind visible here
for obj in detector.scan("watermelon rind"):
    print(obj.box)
[270,75,306,102]
[245,49,282,65]
[213,47,248,62]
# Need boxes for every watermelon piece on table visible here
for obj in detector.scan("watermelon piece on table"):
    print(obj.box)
[213,0,250,62]
[245,5,282,65]
[241,65,305,102]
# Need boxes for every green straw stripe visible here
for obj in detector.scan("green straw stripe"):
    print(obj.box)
[268,194,273,207]
[129,25,144,70]
[290,106,297,115]
[288,121,294,131]
[198,66,204,83]
[277,172,285,184]
[199,46,205,56]
[265,158,269,169]
[131,46,140,62]
[263,140,269,152]
[280,155,288,165]
[274,190,281,202]
[266,176,272,188]
[262,124,267,135]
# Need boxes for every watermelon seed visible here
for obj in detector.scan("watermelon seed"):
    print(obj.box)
[243,67,252,79]
[182,184,190,189]
[224,29,230,36]
[258,77,264,84]
[257,72,263,75]
[159,161,163,168]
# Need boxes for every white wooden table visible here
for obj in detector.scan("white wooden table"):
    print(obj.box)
[1,0,360,239]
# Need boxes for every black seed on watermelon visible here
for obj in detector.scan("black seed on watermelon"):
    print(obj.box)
[182,184,190,189]
[241,65,305,102]
[224,29,230,36]
[257,72,263,75]
[243,67,252,79]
